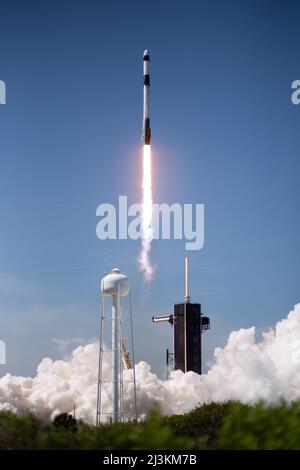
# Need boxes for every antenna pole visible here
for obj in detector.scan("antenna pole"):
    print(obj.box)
[185,256,190,303]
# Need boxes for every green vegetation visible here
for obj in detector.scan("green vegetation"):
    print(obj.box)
[220,401,300,450]
[1,401,300,450]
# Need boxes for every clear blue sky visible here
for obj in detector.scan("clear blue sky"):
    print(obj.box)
[0,0,299,377]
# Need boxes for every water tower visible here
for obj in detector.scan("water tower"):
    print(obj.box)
[96,268,137,425]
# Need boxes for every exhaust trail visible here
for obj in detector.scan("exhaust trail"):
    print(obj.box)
[139,144,154,281]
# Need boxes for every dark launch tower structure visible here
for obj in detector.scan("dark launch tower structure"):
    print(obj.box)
[174,302,202,373]
[153,258,210,374]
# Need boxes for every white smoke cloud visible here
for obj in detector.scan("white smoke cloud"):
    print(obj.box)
[1,303,300,424]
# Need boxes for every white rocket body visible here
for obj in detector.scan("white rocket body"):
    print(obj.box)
[142,49,151,145]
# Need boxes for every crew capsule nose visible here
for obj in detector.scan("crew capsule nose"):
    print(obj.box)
[143,49,150,60]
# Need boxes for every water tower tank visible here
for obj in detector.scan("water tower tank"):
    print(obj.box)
[101,268,130,297]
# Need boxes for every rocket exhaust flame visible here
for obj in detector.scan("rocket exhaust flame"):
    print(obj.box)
[138,144,154,281]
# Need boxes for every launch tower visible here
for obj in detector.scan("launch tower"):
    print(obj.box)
[153,257,210,374]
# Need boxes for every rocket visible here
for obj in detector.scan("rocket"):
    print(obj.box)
[142,49,151,145]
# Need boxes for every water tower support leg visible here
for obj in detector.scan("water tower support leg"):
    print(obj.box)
[112,295,119,423]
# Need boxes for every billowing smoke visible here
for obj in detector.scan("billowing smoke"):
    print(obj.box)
[1,303,300,424]
[138,145,155,282]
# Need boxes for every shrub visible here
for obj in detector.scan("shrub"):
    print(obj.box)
[219,402,300,450]
[0,410,192,450]
[1,402,300,450]
[163,402,237,449]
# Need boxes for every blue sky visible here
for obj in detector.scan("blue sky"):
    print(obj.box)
[0,0,299,377]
